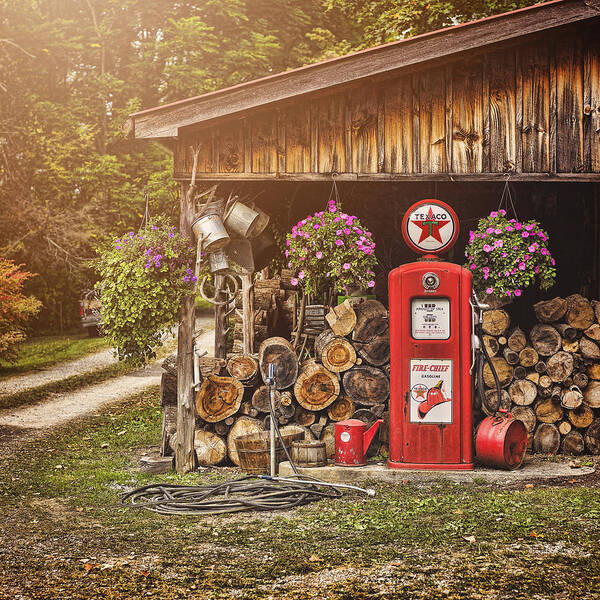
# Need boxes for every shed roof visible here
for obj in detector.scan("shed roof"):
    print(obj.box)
[127,0,600,140]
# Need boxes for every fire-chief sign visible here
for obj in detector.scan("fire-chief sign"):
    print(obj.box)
[409,359,453,424]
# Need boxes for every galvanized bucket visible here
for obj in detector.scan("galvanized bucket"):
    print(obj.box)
[208,248,229,273]
[223,200,261,239]
[248,206,270,239]
[192,214,230,253]
[250,229,277,271]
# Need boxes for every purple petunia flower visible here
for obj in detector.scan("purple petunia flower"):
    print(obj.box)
[367,280,375,288]
[486,287,493,294]
[514,289,522,297]
[335,239,343,246]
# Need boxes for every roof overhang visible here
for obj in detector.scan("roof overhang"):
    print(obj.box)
[126,0,600,140]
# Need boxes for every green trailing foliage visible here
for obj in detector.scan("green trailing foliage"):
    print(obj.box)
[95,219,196,364]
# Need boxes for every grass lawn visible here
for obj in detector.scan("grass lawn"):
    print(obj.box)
[0,332,110,380]
[1,390,599,599]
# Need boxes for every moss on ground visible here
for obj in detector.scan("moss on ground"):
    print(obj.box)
[1,390,599,599]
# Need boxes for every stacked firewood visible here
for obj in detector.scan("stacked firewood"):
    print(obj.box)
[160,299,391,467]
[480,295,600,456]
[232,270,297,353]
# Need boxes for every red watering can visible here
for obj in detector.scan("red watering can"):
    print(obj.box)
[335,418,383,466]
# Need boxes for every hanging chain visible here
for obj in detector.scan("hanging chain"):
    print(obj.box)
[498,176,518,220]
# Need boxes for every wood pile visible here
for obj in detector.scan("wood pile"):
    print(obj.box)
[480,295,600,456]
[233,270,297,353]
[160,299,390,467]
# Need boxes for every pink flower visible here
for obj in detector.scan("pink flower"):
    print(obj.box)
[284,250,289,257]
[288,261,292,268]
[316,251,323,259]
[344,228,351,235]
[334,217,341,223]
[499,209,506,216]
[518,262,526,270]
[515,223,522,230]
[514,289,522,297]
[521,232,529,238]
[534,266,540,274]
[524,255,530,260]
[343,263,351,270]
[528,244,537,252]
[540,248,548,255]
[469,264,476,270]
[290,278,298,286]
[504,270,510,276]
[506,290,512,296]
[484,273,489,280]
[486,227,494,234]
[483,267,490,274]
[313,224,320,230]
[367,280,375,288]
[483,244,492,252]
[329,206,336,212]
[505,226,514,232]
[335,239,343,246]
[298,271,305,279]
[494,239,503,247]
[525,224,534,231]
[501,252,507,257]
[551,258,556,266]
[490,211,498,218]
[336,230,343,236]
[494,229,502,235]
[469,231,475,242]
[486,287,493,295]
[286,240,291,246]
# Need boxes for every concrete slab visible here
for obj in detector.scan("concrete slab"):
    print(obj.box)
[278,458,595,485]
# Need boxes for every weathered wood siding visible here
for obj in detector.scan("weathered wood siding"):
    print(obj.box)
[174,25,600,179]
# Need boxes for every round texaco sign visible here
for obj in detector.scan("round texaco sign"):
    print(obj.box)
[402,199,459,255]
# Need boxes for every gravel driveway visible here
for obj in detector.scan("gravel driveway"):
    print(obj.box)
[0,317,214,433]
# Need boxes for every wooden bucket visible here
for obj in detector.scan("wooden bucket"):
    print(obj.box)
[234,428,304,474]
[291,440,327,467]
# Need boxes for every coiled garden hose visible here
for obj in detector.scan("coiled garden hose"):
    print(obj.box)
[121,476,343,516]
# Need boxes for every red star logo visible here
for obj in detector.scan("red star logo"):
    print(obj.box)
[415,387,427,399]
[412,207,450,243]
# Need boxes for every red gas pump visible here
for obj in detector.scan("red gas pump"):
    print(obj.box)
[388,199,473,470]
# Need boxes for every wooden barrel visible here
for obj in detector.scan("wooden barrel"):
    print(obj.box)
[234,429,304,474]
[291,440,327,467]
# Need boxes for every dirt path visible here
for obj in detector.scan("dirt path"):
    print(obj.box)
[0,347,117,398]
[0,318,214,434]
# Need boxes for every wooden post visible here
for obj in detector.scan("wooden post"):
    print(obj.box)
[241,270,255,354]
[175,180,197,473]
[214,272,228,358]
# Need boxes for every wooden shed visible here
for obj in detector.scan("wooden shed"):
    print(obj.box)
[127,0,600,471]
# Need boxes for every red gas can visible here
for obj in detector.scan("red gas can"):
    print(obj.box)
[335,419,383,466]
[475,411,528,470]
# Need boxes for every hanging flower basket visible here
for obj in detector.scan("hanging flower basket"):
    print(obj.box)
[465,209,556,300]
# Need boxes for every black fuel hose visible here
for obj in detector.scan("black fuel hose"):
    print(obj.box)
[474,321,503,414]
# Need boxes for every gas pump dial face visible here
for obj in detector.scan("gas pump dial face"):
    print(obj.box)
[402,199,459,255]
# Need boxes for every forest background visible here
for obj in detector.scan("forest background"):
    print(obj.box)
[0,0,539,333]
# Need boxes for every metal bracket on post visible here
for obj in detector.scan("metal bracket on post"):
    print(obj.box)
[266,362,277,477]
